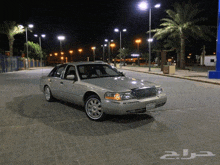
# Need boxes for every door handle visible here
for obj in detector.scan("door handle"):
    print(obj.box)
[60,82,63,84]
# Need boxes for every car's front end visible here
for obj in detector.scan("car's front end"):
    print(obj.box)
[101,86,167,115]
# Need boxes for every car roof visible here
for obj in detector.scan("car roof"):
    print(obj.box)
[62,61,109,66]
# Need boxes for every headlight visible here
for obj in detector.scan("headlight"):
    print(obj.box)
[156,87,163,95]
[105,92,135,101]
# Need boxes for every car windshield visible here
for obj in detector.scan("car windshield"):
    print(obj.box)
[77,64,123,79]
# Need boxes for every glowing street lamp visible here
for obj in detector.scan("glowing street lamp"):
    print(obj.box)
[54,53,58,56]
[105,39,114,63]
[91,47,96,61]
[101,44,107,61]
[114,28,127,67]
[78,49,82,53]
[69,50,73,61]
[57,35,65,51]
[19,24,34,68]
[135,39,142,66]
[110,43,116,54]
[138,1,161,71]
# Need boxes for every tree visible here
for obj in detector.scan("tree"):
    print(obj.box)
[164,37,181,67]
[117,48,130,65]
[141,52,149,63]
[24,41,44,60]
[149,1,214,69]
[0,21,24,56]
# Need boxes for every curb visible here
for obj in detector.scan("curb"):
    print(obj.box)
[120,68,220,86]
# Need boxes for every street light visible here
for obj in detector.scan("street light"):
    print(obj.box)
[19,24,34,69]
[114,28,127,67]
[138,1,160,71]
[91,47,96,61]
[34,34,46,66]
[69,50,73,62]
[78,49,82,53]
[57,35,65,51]
[135,39,142,66]
[110,43,116,53]
[105,39,114,63]
[101,44,107,61]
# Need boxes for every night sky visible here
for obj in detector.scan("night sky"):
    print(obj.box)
[0,0,218,58]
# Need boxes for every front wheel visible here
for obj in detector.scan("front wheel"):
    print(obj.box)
[85,95,106,121]
[44,86,54,102]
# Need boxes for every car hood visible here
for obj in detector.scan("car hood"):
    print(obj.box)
[82,76,157,92]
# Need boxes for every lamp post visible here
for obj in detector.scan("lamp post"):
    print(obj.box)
[34,34,46,66]
[114,28,127,67]
[91,47,96,61]
[110,43,116,66]
[78,49,82,61]
[105,39,113,63]
[19,24,34,69]
[69,50,73,62]
[101,44,107,61]
[135,39,142,66]
[57,35,65,51]
[61,51,64,63]
[138,1,160,71]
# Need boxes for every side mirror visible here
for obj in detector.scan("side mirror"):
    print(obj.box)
[66,75,76,80]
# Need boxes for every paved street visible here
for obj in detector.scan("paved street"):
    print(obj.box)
[0,67,220,165]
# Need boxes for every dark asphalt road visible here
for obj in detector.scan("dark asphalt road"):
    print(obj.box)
[0,68,219,165]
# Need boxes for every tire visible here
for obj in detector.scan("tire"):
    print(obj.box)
[44,86,54,102]
[85,95,106,121]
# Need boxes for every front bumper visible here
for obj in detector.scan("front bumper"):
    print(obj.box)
[101,93,167,115]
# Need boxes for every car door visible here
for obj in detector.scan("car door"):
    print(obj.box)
[49,64,67,99]
[58,65,81,103]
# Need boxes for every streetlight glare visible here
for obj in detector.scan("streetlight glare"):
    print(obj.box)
[154,4,161,8]
[148,38,153,42]
[28,24,34,28]
[34,34,38,37]
[123,29,127,32]
[135,39,142,43]
[138,1,148,10]
[58,36,65,40]
[105,39,108,42]
[18,25,24,29]
[114,28,119,32]
[110,43,116,47]
[41,34,46,38]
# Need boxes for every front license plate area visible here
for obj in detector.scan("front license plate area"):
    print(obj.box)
[146,103,156,110]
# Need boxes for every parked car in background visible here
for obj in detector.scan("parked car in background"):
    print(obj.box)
[40,61,167,121]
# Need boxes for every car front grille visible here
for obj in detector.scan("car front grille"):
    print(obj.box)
[131,87,157,99]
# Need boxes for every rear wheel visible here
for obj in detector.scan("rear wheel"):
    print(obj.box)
[44,86,54,102]
[85,95,106,121]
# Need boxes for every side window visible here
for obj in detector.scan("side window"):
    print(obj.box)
[53,65,66,78]
[48,67,57,77]
[64,65,77,80]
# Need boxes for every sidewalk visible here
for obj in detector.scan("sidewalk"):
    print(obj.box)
[120,66,220,85]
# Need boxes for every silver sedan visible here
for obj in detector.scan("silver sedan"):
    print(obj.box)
[40,62,167,121]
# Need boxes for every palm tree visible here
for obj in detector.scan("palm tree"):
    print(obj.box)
[150,1,214,69]
[0,21,24,56]
[164,37,181,67]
